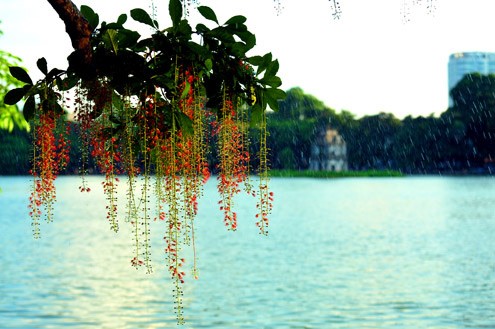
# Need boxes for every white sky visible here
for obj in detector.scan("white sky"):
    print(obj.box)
[1,0,495,119]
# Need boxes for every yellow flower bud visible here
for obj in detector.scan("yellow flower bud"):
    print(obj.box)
[249,86,256,105]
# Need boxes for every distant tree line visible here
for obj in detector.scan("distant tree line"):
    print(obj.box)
[0,121,92,175]
[267,73,495,174]
[2,73,495,175]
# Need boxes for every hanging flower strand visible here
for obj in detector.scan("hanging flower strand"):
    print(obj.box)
[256,109,272,235]
[5,1,286,323]
[217,93,248,231]
[28,96,70,234]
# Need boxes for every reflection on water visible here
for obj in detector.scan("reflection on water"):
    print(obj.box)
[1,176,495,328]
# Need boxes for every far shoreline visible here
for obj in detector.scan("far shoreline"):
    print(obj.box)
[268,169,495,178]
[2,169,495,178]
[269,169,405,178]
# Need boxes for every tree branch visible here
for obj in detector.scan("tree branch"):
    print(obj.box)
[46,0,92,66]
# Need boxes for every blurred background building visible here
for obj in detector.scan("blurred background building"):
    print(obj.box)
[309,128,348,171]
[448,52,495,106]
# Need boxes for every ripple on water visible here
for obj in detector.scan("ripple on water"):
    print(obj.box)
[2,176,495,328]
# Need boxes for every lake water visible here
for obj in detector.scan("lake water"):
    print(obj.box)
[1,176,495,328]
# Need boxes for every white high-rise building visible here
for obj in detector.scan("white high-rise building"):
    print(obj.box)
[448,52,495,106]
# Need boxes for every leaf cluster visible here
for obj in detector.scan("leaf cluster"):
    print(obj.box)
[4,2,286,131]
[4,58,67,121]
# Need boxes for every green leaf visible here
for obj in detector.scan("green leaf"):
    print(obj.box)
[109,114,121,125]
[198,6,218,24]
[247,55,264,66]
[177,112,193,136]
[260,76,282,88]
[210,27,235,43]
[236,31,256,50]
[196,23,210,33]
[4,88,26,105]
[225,15,247,25]
[117,29,141,49]
[0,106,30,132]
[255,53,273,76]
[22,84,32,94]
[250,104,263,127]
[23,96,36,121]
[7,119,14,133]
[169,0,182,27]
[178,20,193,36]
[265,59,280,78]
[188,41,208,57]
[111,91,123,110]
[105,22,122,29]
[57,75,79,91]
[9,66,32,85]
[266,87,286,100]
[54,102,64,114]
[117,13,127,25]
[230,42,248,57]
[37,58,48,75]
[103,29,119,54]
[180,81,191,100]
[47,68,65,79]
[130,8,155,28]
[0,115,14,132]
[205,58,213,72]
[80,5,99,30]
[11,106,30,131]
[264,88,286,111]
[136,37,154,51]
[265,96,278,112]
[152,75,174,89]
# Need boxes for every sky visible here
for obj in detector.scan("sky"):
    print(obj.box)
[1,0,495,119]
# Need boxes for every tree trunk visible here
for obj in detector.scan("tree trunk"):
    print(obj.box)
[45,0,92,66]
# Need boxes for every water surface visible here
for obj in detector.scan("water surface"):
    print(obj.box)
[1,176,495,328]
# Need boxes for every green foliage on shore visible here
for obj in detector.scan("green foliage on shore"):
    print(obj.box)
[266,79,495,174]
[270,169,404,178]
[0,125,31,174]
[0,29,29,132]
